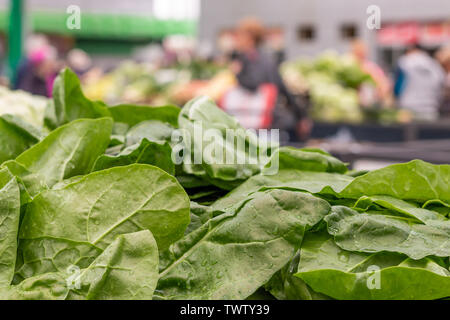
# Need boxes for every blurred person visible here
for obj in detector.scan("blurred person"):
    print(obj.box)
[394,44,445,121]
[15,45,58,97]
[266,27,286,66]
[351,39,391,103]
[436,46,450,117]
[225,17,310,140]
[67,48,92,76]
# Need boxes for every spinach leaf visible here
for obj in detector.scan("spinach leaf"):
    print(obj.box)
[423,199,450,217]
[49,68,111,128]
[0,168,20,287]
[16,164,190,280]
[125,120,174,146]
[178,96,276,190]
[212,169,353,211]
[340,160,450,203]
[295,231,450,300]
[0,115,41,164]
[354,195,446,224]
[265,251,331,300]
[109,104,180,128]
[263,147,347,174]
[155,189,330,299]
[67,230,159,300]
[0,273,69,300]
[326,206,450,260]
[3,118,113,198]
[2,231,159,300]
[92,138,175,175]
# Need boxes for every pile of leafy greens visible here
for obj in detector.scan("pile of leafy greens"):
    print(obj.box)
[0,68,449,300]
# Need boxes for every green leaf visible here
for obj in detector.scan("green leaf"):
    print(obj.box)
[50,68,111,128]
[0,273,69,300]
[0,168,21,287]
[339,160,450,203]
[109,104,180,128]
[184,202,215,235]
[265,251,331,300]
[125,120,175,146]
[212,169,353,211]
[6,118,113,197]
[68,230,159,300]
[423,199,450,217]
[0,115,41,164]
[325,206,450,260]
[155,189,330,299]
[178,96,276,190]
[16,164,190,280]
[295,231,450,300]
[92,138,175,175]
[263,147,347,174]
[354,195,446,224]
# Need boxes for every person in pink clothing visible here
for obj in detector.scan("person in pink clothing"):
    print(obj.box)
[15,46,57,97]
[351,39,392,104]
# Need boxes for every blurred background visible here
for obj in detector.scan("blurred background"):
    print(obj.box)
[1,0,450,169]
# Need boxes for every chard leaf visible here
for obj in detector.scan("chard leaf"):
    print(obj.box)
[68,230,159,300]
[50,68,111,128]
[155,189,330,299]
[92,138,175,175]
[0,168,20,287]
[326,206,450,260]
[0,115,41,164]
[354,195,446,223]
[295,232,450,300]
[16,164,190,279]
[109,104,180,128]
[340,160,450,203]
[6,118,112,197]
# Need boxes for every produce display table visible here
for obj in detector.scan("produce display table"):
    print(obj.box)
[310,120,450,142]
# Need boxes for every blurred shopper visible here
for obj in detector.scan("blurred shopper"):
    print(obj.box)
[15,45,58,97]
[67,49,92,77]
[266,27,286,66]
[394,44,445,120]
[436,46,450,117]
[351,39,391,105]
[222,17,309,141]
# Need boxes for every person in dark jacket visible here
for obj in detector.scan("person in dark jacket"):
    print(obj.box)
[229,18,311,141]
